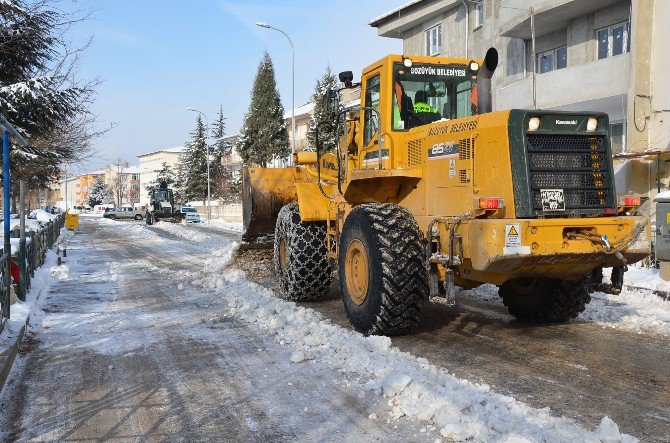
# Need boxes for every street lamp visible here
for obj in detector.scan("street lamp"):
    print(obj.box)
[255,21,295,166]
[187,107,212,221]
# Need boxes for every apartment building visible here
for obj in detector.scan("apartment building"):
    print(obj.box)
[105,165,141,206]
[76,171,105,206]
[370,0,670,207]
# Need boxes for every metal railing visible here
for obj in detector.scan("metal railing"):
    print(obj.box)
[0,213,65,328]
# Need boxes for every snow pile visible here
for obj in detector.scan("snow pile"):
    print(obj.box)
[581,289,670,336]
[461,281,670,338]
[0,249,61,358]
[190,247,636,442]
[94,218,164,241]
[29,209,57,223]
[206,219,243,233]
[621,265,670,293]
[151,221,232,249]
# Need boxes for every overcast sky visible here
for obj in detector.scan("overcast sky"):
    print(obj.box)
[62,0,405,173]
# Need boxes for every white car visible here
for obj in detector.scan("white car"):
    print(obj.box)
[180,206,201,223]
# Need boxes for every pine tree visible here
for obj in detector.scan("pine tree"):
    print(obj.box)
[307,66,340,152]
[236,52,289,167]
[209,106,226,198]
[147,161,180,203]
[178,115,209,202]
[87,176,111,207]
[0,1,98,198]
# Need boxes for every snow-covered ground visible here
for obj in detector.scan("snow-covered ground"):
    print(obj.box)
[9,217,670,440]
[93,218,643,441]
[0,230,70,359]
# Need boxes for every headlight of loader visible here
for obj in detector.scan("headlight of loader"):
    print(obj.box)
[587,117,598,131]
[528,117,541,131]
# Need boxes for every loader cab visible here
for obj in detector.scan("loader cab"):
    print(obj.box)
[352,55,483,166]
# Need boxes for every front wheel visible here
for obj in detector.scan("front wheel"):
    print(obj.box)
[134,214,143,220]
[339,203,428,336]
[274,203,332,301]
[499,277,591,323]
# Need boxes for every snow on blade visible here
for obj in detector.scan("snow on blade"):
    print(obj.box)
[185,247,637,442]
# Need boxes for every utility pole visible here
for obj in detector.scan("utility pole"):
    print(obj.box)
[531,6,537,109]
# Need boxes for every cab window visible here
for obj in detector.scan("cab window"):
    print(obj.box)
[392,63,476,131]
[363,74,380,146]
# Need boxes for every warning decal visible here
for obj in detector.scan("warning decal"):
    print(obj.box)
[505,224,520,247]
[503,224,530,255]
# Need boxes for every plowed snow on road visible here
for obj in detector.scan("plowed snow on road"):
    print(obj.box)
[4,217,666,441]
[143,219,640,442]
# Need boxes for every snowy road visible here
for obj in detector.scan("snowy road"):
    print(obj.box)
[0,218,667,441]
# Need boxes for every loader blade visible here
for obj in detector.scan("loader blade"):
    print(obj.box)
[241,167,297,246]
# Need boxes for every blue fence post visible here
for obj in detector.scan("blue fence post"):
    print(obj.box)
[2,130,9,319]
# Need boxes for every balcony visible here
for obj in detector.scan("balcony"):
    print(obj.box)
[499,0,618,39]
[495,53,630,116]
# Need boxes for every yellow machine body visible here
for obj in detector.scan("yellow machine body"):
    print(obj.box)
[242,53,649,288]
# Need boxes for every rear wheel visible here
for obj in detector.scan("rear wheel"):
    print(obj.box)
[499,277,591,323]
[274,203,332,301]
[339,203,428,336]
[134,214,143,220]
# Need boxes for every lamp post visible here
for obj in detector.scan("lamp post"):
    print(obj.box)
[187,107,212,221]
[256,21,295,166]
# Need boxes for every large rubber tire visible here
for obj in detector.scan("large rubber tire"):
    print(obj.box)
[339,203,428,336]
[499,277,591,323]
[274,203,332,301]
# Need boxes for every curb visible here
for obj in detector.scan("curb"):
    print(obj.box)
[0,321,27,392]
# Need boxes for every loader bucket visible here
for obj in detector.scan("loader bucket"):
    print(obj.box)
[241,167,297,244]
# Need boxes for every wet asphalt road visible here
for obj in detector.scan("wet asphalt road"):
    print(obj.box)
[233,240,670,442]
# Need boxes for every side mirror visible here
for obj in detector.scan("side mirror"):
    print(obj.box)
[327,89,339,114]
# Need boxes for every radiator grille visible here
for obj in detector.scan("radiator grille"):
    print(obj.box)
[526,134,613,213]
[458,138,473,160]
[408,139,422,166]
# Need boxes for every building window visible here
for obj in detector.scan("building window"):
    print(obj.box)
[474,1,484,29]
[425,24,441,56]
[610,122,626,151]
[537,46,567,73]
[597,21,631,60]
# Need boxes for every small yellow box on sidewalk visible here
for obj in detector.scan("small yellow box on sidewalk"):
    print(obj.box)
[65,212,79,230]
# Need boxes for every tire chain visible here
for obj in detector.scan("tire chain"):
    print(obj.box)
[358,203,428,334]
[274,203,333,301]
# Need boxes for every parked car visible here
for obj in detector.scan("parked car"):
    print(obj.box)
[104,207,144,220]
[180,206,201,223]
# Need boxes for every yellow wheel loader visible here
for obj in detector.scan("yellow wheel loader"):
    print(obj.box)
[242,48,650,335]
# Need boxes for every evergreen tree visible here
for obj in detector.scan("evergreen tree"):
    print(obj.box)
[209,106,226,198]
[148,161,180,203]
[178,115,209,202]
[0,1,99,198]
[87,176,111,207]
[307,66,340,152]
[236,52,289,167]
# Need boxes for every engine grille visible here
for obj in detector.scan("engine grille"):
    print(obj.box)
[526,134,613,213]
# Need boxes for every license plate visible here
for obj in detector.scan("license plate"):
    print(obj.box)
[540,189,565,211]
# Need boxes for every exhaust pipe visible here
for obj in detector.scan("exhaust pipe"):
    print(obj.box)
[477,47,498,114]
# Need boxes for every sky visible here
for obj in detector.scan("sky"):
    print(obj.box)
[60,0,406,173]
